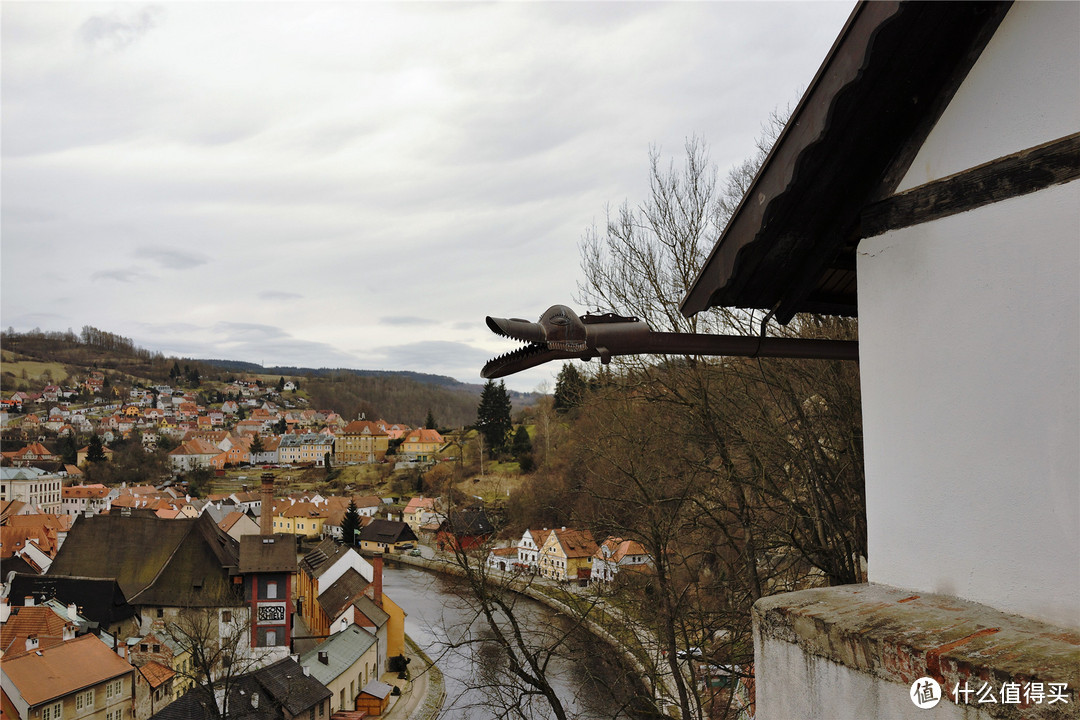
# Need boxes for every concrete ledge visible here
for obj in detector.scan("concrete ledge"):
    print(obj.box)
[754,584,1080,719]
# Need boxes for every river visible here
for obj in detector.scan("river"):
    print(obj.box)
[383,563,651,719]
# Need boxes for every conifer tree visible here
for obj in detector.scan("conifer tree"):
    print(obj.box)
[341,499,361,546]
[476,380,512,453]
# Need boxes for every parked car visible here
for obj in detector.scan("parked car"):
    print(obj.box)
[676,647,703,660]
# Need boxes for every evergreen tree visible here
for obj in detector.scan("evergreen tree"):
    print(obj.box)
[553,362,587,412]
[511,426,532,456]
[276,376,286,392]
[59,434,79,465]
[87,434,106,463]
[340,499,361,546]
[476,380,513,453]
[250,434,265,457]
[425,409,437,430]
[511,426,534,472]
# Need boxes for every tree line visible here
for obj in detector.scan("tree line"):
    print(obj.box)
[445,121,866,720]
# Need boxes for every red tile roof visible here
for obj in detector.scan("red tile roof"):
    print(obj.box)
[1,634,133,705]
[138,659,176,688]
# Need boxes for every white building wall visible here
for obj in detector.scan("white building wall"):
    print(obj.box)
[317,551,374,595]
[897,1,1079,191]
[858,180,1079,628]
[754,633,993,720]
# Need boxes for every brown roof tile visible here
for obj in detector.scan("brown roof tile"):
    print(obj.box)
[1,634,133,705]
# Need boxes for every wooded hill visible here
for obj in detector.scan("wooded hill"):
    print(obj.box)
[0,327,538,427]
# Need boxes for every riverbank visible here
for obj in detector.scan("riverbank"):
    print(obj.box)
[381,634,446,720]
[385,551,677,718]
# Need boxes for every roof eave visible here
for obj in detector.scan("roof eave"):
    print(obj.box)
[681,0,1012,322]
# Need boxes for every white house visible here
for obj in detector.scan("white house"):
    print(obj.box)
[681,2,1079,717]
[590,537,651,584]
[515,528,550,571]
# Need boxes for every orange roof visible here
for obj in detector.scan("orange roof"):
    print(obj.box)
[404,428,444,444]
[218,511,246,532]
[404,497,436,512]
[0,606,72,657]
[63,485,111,499]
[552,529,598,558]
[342,420,389,436]
[282,502,327,519]
[138,660,176,688]
[597,537,649,562]
[2,634,133,704]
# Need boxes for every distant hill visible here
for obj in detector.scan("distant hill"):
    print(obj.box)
[197,359,474,391]
[1,328,540,427]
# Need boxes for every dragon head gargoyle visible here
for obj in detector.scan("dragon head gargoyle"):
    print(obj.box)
[483,304,649,378]
[482,304,859,378]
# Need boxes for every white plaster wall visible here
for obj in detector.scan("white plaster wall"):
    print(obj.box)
[317,550,374,595]
[755,635,988,720]
[858,180,1080,628]
[898,1,1080,191]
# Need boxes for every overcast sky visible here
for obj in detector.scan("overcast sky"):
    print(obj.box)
[2,1,852,392]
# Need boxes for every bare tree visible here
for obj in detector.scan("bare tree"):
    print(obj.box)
[163,599,273,720]
[435,520,646,720]
[568,113,864,720]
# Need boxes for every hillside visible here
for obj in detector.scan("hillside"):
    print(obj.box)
[1,328,539,427]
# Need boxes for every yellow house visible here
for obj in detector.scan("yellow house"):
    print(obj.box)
[2,634,136,720]
[335,420,389,464]
[272,502,327,538]
[538,528,598,584]
[300,625,382,713]
[400,428,444,462]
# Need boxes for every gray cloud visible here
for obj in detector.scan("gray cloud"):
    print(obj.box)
[259,291,304,301]
[80,6,162,51]
[379,316,439,327]
[134,247,208,270]
[91,268,150,283]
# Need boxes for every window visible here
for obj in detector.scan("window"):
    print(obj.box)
[106,679,123,699]
[266,630,277,646]
[221,610,232,623]
[75,689,94,710]
[156,608,164,618]
[140,644,148,652]
[266,581,278,599]
[42,702,62,720]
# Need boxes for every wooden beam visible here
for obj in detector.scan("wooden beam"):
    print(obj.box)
[860,133,1080,238]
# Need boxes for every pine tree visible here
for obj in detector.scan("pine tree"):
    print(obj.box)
[277,376,286,392]
[250,434,265,457]
[477,380,513,453]
[553,362,587,412]
[341,499,361,546]
[87,434,106,463]
[425,409,437,430]
[511,426,534,472]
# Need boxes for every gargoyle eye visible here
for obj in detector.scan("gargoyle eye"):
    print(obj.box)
[550,313,570,326]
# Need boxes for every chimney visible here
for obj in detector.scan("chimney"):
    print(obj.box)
[63,623,76,641]
[260,473,274,536]
[25,635,38,651]
[67,603,79,620]
[24,595,34,607]
[372,552,383,607]
[318,651,329,665]
[0,597,9,623]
